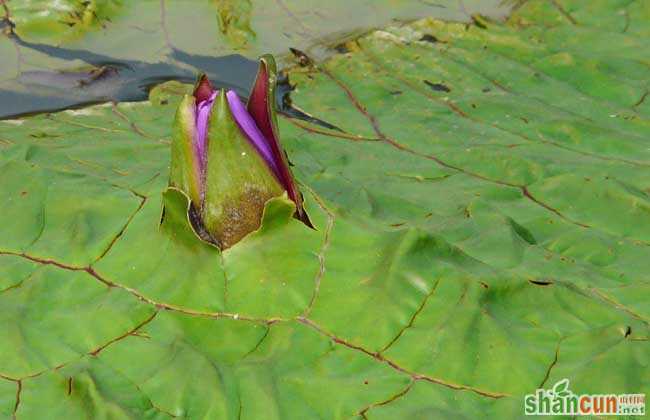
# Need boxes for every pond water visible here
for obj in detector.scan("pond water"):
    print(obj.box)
[0,0,513,119]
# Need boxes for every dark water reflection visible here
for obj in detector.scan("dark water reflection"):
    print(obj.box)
[0,0,513,121]
[0,32,342,131]
[0,32,259,119]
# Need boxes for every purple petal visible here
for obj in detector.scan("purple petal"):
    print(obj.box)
[195,91,218,174]
[226,89,280,178]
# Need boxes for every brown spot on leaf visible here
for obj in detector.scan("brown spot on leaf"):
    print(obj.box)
[419,34,439,43]
[529,279,553,286]
[333,43,350,53]
[289,48,313,67]
[423,80,450,92]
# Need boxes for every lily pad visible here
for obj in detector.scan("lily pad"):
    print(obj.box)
[1,1,649,418]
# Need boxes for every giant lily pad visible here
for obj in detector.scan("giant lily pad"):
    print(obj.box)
[1,0,649,418]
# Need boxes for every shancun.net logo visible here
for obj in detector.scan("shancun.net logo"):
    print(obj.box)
[524,379,645,416]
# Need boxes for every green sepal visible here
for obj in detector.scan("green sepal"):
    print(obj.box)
[248,193,296,236]
[202,90,284,249]
[169,94,202,207]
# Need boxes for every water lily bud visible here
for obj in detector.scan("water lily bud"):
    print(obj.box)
[167,55,309,249]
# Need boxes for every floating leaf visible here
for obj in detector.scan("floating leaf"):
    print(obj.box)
[0,1,649,418]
